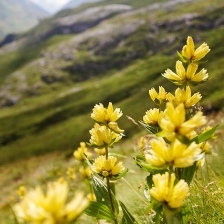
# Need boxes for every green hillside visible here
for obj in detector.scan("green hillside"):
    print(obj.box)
[0,0,224,165]
[0,0,49,39]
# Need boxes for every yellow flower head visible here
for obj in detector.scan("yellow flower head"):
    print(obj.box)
[186,131,198,140]
[149,86,167,105]
[198,141,212,154]
[13,180,89,223]
[92,155,125,178]
[91,102,124,133]
[160,102,207,136]
[150,172,190,209]
[138,136,148,150]
[167,86,202,108]
[94,147,106,155]
[87,193,96,202]
[162,61,208,86]
[16,186,26,199]
[74,142,92,161]
[182,36,210,62]
[143,108,165,126]
[67,167,76,180]
[79,166,92,179]
[89,123,122,148]
[196,157,205,167]
[145,137,202,168]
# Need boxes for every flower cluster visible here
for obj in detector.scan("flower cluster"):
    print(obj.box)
[13,180,89,224]
[137,36,217,220]
[74,142,92,161]
[150,172,190,209]
[86,102,127,224]
[162,36,210,86]
[88,102,126,179]
[73,142,93,199]
[91,102,124,133]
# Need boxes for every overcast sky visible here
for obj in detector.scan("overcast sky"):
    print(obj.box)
[30,0,71,14]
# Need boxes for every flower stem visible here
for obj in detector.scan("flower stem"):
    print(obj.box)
[178,168,181,180]
[105,146,109,159]
[105,146,118,224]
[168,165,173,187]
[106,177,118,224]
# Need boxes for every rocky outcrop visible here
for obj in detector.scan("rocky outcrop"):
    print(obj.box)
[34,4,133,43]
[1,0,224,107]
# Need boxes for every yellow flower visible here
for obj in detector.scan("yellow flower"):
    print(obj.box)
[107,121,124,134]
[196,158,205,167]
[162,61,208,86]
[198,141,212,154]
[150,172,190,209]
[149,86,167,105]
[87,193,96,201]
[94,147,106,155]
[79,166,92,179]
[74,142,92,161]
[182,36,210,62]
[92,155,125,178]
[13,180,89,223]
[145,138,202,168]
[16,186,26,200]
[91,102,124,133]
[160,103,207,136]
[89,123,122,148]
[67,167,76,180]
[167,86,202,108]
[143,108,164,126]
[186,131,198,140]
[138,136,148,150]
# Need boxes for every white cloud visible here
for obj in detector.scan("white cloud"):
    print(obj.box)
[31,0,71,13]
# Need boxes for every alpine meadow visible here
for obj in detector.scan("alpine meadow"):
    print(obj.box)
[1,0,224,223]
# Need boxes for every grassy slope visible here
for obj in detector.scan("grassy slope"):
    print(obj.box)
[0,113,224,223]
[0,55,174,164]
[0,35,73,84]
[0,0,224,165]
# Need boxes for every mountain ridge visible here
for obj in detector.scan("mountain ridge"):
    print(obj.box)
[62,0,101,10]
[0,0,49,39]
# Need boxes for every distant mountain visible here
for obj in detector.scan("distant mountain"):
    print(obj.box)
[0,0,49,38]
[62,0,101,10]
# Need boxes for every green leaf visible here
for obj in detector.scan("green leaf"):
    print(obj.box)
[108,152,127,158]
[146,171,166,189]
[177,51,188,63]
[146,197,162,223]
[86,142,107,149]
[179,163,196,184]
[92,175,119,216]
[187,79,208,87]
[120,201,139,224]
[112,168,128,180]
[175,134,191,145]
[84,154,94,167]
[139,121,161,134]
[85,201,116,220]
[190,125,218,144]
[134,154,167,172]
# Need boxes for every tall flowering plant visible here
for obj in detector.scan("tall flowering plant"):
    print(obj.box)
[85,102,136,223]
[135,36,218,223]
